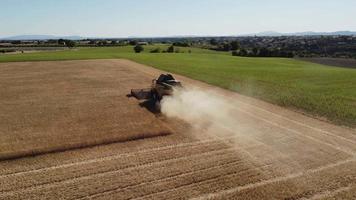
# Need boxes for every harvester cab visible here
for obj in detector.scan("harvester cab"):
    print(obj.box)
[152,74,182,101]
[130,74,182,102]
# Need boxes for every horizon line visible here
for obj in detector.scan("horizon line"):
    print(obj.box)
[1,30,356,40]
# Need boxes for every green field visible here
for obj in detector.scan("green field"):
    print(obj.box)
[1,45,355,126]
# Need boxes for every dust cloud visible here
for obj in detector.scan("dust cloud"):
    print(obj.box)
[160,87,241,138]
[159,87,300,176]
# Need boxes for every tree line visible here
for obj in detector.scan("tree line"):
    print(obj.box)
[134,44,187,53]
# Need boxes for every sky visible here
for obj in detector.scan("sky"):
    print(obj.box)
[1,0,356,38]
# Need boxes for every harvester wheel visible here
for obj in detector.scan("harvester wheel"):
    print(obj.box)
[155,100,161,111]
[151,91,161,111]
[152,91,158,101]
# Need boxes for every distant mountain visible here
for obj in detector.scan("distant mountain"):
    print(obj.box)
[2,31,356,40]
[240,31,356,37]
[254,31,282,36]
[0,35,84,40]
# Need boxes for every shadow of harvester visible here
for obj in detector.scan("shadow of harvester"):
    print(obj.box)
[127,89,161,115]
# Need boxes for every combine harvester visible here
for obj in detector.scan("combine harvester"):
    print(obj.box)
[130,74,182,109]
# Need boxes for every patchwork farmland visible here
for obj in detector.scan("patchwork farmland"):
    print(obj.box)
[0,59,356,199]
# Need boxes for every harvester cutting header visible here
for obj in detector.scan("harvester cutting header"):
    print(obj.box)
[130,74,182,103]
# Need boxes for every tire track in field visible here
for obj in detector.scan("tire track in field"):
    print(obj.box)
[73,150,249,200]
[213,118,337,177]
[239,100,356,145]
[207,89,356,145]
[231,106,356,156]
[90,163,255,200]
[312,185,356,200]
[0,136,238,178]
[203,89,356,156]
[0,146,239,198]
[299,185,352,200]
[0,139,229,190]
[209,119,339,173]
[75,154,245,199]
[198,121,306,177]
[0,141,228,193]
[191,158,356,200]
[132,162,275,200]
[82,162,250,200]
[234,105,356,154]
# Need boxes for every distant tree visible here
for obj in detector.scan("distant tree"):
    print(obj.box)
[247,51,256,57]
[222,43,232,51]
[258,48,270,57]
[277,50,286,57]
[11,40,21,45]
[129,40,138,46]
[0,49,16,53]
[231,51,239,56]
[134,44,144,53]
[47,39,57,44]
[58,39,65,45]
[118,40,128,46]
[252,47,259,56]
[65,40,76,48]
[209,38,218,45]
[110,40,118,45]
[173,42,190,47]
[88,40,96,45]
[239,49,248,56]
[167,45,174,53]
[230,41,240,51]
[97,40,108,46]
[287,51,295,58]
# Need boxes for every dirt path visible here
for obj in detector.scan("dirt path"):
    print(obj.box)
[0,59,355,199]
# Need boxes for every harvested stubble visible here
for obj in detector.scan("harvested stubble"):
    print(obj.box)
[0,139,229,193]
[202,160,356,200]
[0,145,241,199]
[1,59,356,200]
[0,60,171,160]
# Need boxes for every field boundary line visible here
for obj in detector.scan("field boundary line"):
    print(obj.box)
[191,158,356,200]
[0,147,238,197]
